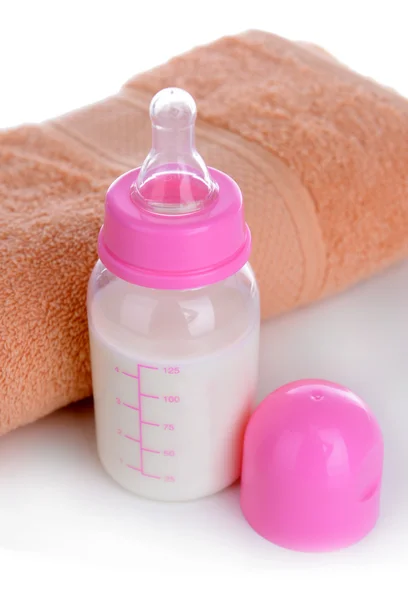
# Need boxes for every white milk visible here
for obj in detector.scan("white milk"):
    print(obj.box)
[89,276,259,501]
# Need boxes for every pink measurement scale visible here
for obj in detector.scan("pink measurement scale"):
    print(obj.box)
[117,364,173,482]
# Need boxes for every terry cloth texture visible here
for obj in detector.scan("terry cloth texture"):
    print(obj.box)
[1,30,408,434]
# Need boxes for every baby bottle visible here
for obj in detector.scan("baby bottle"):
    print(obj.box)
[87,88,260,501]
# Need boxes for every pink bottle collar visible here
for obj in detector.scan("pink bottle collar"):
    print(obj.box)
[98,166,251,290]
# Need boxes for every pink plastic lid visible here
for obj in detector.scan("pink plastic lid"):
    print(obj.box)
[240,380,384,552]
[98,88,251,289]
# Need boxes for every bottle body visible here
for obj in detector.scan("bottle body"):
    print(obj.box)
[87,260,260,501]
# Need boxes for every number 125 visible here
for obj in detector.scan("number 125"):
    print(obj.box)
[164,367,180,374]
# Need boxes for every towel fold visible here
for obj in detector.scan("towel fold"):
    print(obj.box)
[1,30,408,435]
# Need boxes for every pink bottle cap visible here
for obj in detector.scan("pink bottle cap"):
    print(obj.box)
[240,380,384,552]
[98,88,251,290]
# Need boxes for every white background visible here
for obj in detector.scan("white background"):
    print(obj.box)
[1,0,408,596]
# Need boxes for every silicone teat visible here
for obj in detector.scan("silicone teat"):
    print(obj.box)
[132,88,217,215]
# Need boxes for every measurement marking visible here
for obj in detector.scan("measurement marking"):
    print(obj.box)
[122,371,139,379]
[142,420,160,427]
[126,464,141,471]
[137,364,144,475]
[124,435,140,443]
[143,473,161,480]
[123,402,139,411]
[139,365,158,370]
[140,393,160,399]
[142,447,160,454]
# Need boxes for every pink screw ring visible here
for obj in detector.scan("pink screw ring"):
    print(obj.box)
[240,380,384,552]
[98,166,251,291]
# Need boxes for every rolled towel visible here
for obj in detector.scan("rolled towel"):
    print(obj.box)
[1,30,408,434]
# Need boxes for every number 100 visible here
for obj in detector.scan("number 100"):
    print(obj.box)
[164,396,180,403]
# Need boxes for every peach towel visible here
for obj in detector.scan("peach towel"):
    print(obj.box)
[1,31,408,435]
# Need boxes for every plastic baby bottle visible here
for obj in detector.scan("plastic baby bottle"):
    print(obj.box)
[87,88,260,501]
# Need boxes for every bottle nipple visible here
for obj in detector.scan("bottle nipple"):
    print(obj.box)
[132,88,217,215]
